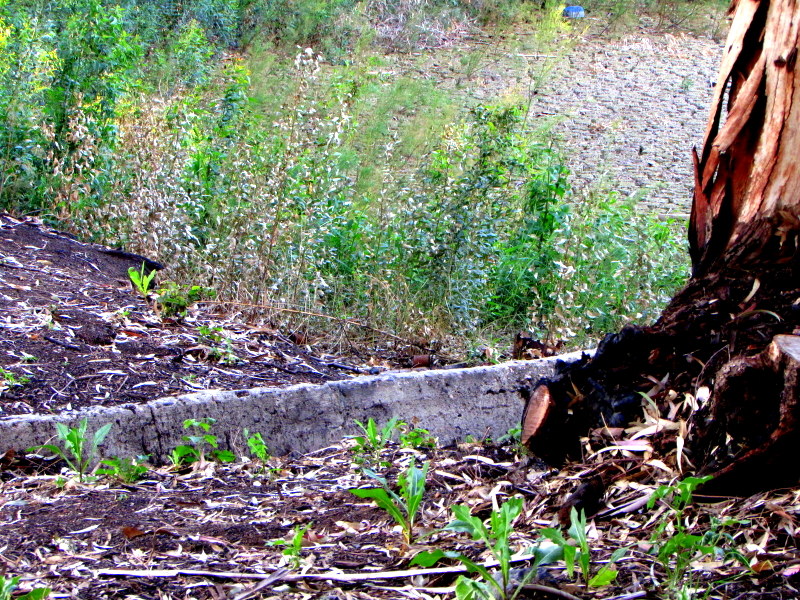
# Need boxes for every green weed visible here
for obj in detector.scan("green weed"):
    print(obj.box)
[0,575,50,600]
[647,476,750,599]
[156,282,213,318]
[244,430,270,462]
[0,367,30,388]
[169,418,236,466]
[97,455,149,483]
[31,418,112,482]
[196,325,239,364]
[540,508,627,587]
[352,417,404,462]
[128,263,156,299]
[350,459,429,544]
[268,523,311,569]
[413,496,562,599]
[398,425,437,450]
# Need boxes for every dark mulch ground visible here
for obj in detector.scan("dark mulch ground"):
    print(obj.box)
[3,434,800,600]
[0,214,440,417]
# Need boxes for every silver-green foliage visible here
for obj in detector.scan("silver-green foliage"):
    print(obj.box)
[41,34,687,347]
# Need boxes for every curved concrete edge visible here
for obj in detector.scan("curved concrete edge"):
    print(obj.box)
[0,351,592,462]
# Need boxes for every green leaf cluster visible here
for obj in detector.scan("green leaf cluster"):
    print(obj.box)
[350,459,429,544]
[647,476,750,597]
[540,508,625,587]
[0,575,49,600]
[31,418,112,482]
[170,418,236,465]
[413,497,561,600]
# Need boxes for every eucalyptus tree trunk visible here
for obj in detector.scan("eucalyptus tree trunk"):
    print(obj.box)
[521,0,800,495]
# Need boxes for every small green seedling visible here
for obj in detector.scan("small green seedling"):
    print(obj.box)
[413,497,563,599]
[540,508,626,587]
[156,282,213,318]
[31,418,112,482]
[352,416,404,461]
[399,425,437,449]
[0,367,30,387]
[647,475,749,598]
[169,418,235,466]
[0,575,50,600]
[196,325,239,364]
[268,523,311,569]
[97,455,150,483]
[128,262,156,298]
[496,426,521,445]
[350,459,428,544]
[244,429,270,462]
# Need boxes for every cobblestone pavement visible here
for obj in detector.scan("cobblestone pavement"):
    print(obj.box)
[527,29,723,215]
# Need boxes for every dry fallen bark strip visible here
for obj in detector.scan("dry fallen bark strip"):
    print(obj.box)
[96,566,584,600]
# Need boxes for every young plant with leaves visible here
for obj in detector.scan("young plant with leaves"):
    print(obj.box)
[398,424,437,450]
[539,507,626,587]
[350,459,429,544]
[97,455,150,483]
[413,496,563,599]
[31,418,112,482]
[128,263,156,299]
[169,418,236,466]
[0,575,49,600]
[351,416,404,462]
[268,523,311,569]
[647,476,749,598]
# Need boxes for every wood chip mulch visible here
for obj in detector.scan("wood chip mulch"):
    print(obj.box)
[2,429,800,600]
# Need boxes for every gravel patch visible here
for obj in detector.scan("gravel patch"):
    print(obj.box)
[529,30,724,215]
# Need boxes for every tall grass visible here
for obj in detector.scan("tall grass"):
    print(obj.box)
[71,49,688,348]
[0,0,695,352]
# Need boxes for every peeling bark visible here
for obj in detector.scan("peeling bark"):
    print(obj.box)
[522,0,800,495]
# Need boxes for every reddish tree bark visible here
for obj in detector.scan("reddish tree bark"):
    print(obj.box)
[522,0,800,496]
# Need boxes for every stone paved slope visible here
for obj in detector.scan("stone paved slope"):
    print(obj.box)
[529,31,723,215]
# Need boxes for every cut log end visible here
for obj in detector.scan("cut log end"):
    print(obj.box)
[521,384,552,449]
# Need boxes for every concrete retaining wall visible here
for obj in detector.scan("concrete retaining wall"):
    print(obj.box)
[0,352,588,461]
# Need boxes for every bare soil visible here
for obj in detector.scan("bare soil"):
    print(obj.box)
[0,214,421,418]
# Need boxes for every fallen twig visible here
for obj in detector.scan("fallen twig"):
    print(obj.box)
[43,335,83,351]
[97,552,542,584]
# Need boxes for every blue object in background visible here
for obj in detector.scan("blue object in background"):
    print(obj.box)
[563,5,586,18]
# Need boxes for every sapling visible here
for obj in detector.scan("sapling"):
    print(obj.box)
[31,419,112,482]
[413,497,563,599]
[350,459,428,544]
